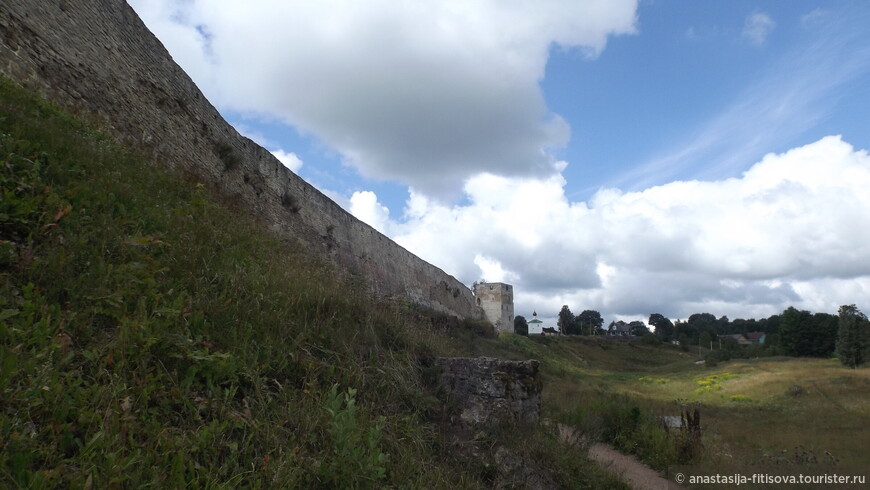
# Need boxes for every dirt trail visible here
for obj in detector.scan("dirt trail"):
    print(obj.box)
[557,424,676,490]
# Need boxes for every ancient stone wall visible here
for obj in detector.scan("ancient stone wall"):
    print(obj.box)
[0,0,483,319]
[434,357,541,428]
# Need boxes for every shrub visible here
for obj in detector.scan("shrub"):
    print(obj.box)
[214,141,242,171]
[318,385,389,487]
[641,333,661,345]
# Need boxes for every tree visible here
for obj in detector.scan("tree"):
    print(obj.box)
[810,313,838,357]
[699,331,713,350]
[838,305,867,368]
[628,321,650,337]
[577,310,604,335]
[688,313,717,329]
[649,313,674,341]
[779,307,813,357]
[779,306,838,357]
[558,305,575,335]
[688,313,718,344]
[514,315,529,336]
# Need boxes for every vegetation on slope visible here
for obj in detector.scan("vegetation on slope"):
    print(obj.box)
[0,76,427,487]
[0,78,627,488]
[474,333,870,479]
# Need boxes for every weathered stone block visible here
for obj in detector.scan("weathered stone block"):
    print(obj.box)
[434,357,541,428]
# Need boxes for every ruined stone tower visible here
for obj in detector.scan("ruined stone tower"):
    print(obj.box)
[473,282,515,333]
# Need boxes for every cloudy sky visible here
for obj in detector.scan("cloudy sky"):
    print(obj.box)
[130,0,870,329]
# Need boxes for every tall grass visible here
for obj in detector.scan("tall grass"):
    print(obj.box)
[0,77,474,487]
[1,78,631,487]
[477,334,870,478]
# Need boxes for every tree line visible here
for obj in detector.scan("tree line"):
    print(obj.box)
[514,304,869,368]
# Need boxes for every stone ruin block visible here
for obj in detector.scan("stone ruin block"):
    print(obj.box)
[434,357,541,428]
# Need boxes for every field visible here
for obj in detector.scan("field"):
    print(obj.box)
[470,334,870,478]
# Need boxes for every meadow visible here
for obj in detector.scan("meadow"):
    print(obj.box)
[471,333,870,481]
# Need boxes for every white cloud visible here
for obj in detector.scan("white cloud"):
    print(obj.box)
[127,2,870,324]
[742,11,775,46]
[129,0,638,199]
[349,191,392,234]
[270,149,303,172]
[359,136,870,321]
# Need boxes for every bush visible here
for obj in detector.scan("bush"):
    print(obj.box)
[563,393,704,470]
[641,333,661,345]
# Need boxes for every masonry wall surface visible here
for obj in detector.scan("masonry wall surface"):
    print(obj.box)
[0,0,483,320]
[474,282,514,332]
[434,357,541,428]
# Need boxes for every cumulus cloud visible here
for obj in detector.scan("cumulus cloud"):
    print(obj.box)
[356,136,870,320]
[349,191,392,234]
[129,0,638,199]
[742,11,775,46]
[270,149,303,172]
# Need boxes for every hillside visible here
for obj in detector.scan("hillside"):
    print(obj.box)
[0,0,480,321]
[0,78,635,488]
[2,81,866,488]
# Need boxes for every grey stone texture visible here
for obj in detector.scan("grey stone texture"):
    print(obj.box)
[0,0,483,320]
[435,357,542,428]
[473,282,515,332]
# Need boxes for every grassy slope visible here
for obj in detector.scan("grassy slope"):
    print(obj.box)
[9,75,862,488]
[0,79,628,488]
[473,333,870,476]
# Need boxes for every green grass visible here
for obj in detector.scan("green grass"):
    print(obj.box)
[0,78,625,488]
[0,76,436,488]
[477,333,870,479]
[10,75,862,488]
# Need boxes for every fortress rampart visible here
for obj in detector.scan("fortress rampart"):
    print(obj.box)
[0,0,482,319]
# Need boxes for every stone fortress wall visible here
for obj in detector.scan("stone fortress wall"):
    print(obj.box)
[0,0,484,320]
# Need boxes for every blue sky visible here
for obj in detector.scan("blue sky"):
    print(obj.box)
[549,1,870,197]
[132,1,870,329]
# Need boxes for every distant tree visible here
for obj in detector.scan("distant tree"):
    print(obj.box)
[761,314,781,334]
[838,305,867,368]
[674,320,695,344]
[628,321,650,337]
[687,313,718,344]
[730,318,760,335]
[811,313,839,357]
[649,313,675,341]
[721,336,740,356]
[699,331,713,350]
[514,315,529,336]
[717,315,730,333]
[763,332,782,355]
[641,333,661,345]
[678,334,690,351]
[577,310,604,335]
[779,307,816,357]
[688,313,717,329]
[558,305,576,335]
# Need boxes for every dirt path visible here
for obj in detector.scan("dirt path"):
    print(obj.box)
[557,424,676,490]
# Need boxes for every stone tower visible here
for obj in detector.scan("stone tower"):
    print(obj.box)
[473,282,515,333]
